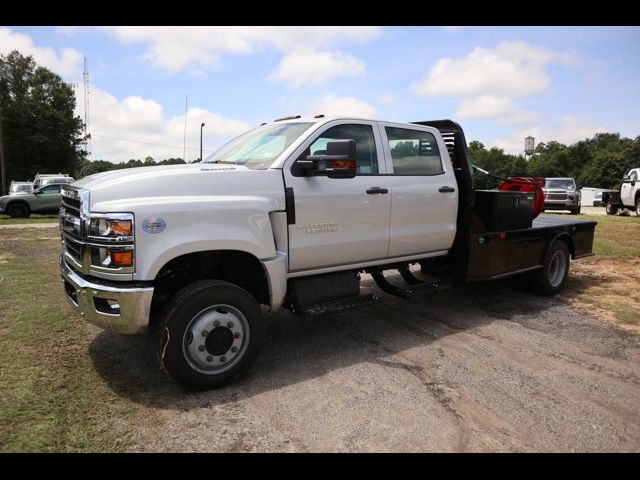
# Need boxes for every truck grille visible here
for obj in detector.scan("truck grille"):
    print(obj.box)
[60,186,87,271]
[547,193,567,200]
[59,186,135,276]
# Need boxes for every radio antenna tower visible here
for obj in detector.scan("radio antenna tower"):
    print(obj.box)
[83,57,92,157]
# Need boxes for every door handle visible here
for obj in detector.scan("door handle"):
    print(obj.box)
[439,186,455,193]
[366,187,389,194]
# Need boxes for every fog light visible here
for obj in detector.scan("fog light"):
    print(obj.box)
[94,298,121,315]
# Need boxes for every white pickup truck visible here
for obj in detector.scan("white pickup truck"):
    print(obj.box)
[601,167,640,216]
[60,117,597,390]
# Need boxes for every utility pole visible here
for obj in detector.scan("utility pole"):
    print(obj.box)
[183,94,188,162]
[83,58,91,157]
[0,108,6,195]
[200,122,205,162]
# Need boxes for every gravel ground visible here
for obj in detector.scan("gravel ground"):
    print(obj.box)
[86,272,640,452]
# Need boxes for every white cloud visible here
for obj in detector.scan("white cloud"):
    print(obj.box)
[491,115,607,154]
[78,86,252,163]
[413,41,577,127]
[308,94,376,118]
[414,41,575,99]
[0,27,83,77]
[85,26,380,73]
[269,50,365,88]
[456,95,541,124]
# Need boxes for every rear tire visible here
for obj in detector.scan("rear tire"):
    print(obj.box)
[530,240,570,296]
[605,200,618,216]
[635,197,640,217]
[7,202,30,218]
[155,279,265,390]
[570,204,581,215]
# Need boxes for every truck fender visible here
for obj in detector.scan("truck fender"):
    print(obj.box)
[541,233,575,263]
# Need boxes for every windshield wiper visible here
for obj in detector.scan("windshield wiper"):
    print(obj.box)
[211,160,237,164]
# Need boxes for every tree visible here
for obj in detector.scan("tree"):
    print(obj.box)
[0,50,84,193]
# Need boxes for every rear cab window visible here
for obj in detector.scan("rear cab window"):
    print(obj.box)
[384,126,444,175]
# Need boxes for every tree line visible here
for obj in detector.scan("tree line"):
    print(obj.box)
[469,135,640,190]
[1,50,638,194]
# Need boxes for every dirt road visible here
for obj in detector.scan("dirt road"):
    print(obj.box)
[87,273,640,452]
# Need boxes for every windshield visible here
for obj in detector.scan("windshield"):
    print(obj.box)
[545,179,575,189]
[203,122,313,169]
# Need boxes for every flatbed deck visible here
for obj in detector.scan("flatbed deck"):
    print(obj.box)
[464,214,597,281]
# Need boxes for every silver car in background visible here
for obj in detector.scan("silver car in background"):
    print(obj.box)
[543,177,581,215]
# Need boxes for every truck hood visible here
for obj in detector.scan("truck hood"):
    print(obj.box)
[72,163,285,212]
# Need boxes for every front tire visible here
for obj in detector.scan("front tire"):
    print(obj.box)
[530,240,570,296]
[570,204,581,215]
[605,200,618,216]
[156,280,265,390]
[7,202,30,218]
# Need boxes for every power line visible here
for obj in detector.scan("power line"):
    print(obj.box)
[91,133,216,153]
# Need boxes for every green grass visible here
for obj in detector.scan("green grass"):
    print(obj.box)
[559,213,640,328]
[0,214,59,225]
[0,229,141,452]
[580,214,640,260]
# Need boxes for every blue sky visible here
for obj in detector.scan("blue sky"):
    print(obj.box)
[2,26,639,162]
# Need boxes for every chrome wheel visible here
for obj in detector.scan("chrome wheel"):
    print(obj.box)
[548,249,567,288]
[182,304,249,374]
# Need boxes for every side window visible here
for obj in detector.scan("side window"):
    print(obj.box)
[385,127,443,175]
[307,124,378,175]
[630,171,638,182]
[41,185,61,194]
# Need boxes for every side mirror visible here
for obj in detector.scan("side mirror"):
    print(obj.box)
[622,175,631,183]
[297,139,357,179]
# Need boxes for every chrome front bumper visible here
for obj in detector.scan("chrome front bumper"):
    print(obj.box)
[60,256,154,334]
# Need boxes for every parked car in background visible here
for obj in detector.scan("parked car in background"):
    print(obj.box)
[542,177,581,215]
[33,173,74,190]
[601,168,640,216]
[593,188,618,207]
[9,181,33,194]
[0,183,64,218]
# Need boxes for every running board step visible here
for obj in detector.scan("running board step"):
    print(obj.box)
[293,293,383,316]
[371,271,449,300]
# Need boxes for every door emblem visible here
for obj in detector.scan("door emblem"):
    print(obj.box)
[296,222,338,234]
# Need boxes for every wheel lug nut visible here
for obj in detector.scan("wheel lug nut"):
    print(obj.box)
[220,356,227,363]
[206,355,213,362]
[214,320,220,327]
[234,332,241,339]
[198,345,205,352]
[227,321,233,328]
[231,346,237,353]
[201,330,208,337]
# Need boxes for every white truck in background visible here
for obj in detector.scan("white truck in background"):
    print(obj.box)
[59,117,596,390]
[602,167,640,216]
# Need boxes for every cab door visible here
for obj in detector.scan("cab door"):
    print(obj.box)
[379,123,458,257]
[31,184,62,212]
[621,169,638,207]
[283,121,391,272]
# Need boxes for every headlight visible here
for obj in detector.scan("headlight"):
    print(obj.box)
[92,246,134,268]
[89,214,134,240]
[87,213,135,272]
